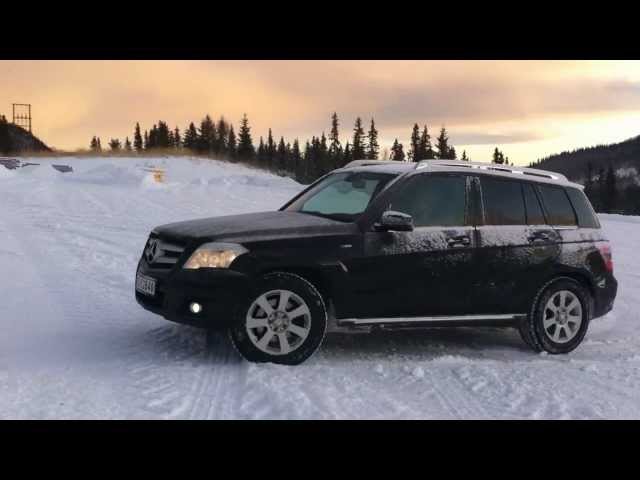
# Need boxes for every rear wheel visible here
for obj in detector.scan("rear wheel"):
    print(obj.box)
[229,272,327,365]
[519,278,592,354]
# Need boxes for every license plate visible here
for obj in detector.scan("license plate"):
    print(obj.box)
[136,272,156,296]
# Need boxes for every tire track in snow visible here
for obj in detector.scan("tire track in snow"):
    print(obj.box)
[185,331,247,420]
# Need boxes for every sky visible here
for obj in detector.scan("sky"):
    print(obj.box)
[2,60,640,165]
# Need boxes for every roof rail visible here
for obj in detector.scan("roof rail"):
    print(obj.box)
[415,160,567,182]
[343,160,404,168]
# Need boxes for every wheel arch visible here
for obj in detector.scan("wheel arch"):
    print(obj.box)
[259,265,333,305]
[548,270,596,300]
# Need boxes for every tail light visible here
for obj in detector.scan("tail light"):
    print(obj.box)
[597,242,613,273]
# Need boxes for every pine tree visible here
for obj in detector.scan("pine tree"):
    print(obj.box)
[343,142,352,165]
[605,165,617,213]
[408,123,420,161]
[584,162,595,204]
[461,150,469,161]
[366,118,379,160]
[216,117,229,155]
[352,117,366,160]
[276,136,287,172]
[598,167,606,212]
[198,115,216,154]
[492,147,503,164]
[301,140,312,182]
[329,112,341,156]
[266,128,276,169]
[147,124,157,150]
[156,121,170,148]
[285,142,292,171]
[133,122,143,152]
[124,137,132,151]
[328,112,343,169]
[109,138,121,151]
[227,125,236,160]
[419,125,434,160]
[96,137,102,151]
[236,114,255,161]
[319,132,329,176]
[435,127,451,159]
[449,146,457,160]
[291,139,301,177]
[390,139,405,161]
[182,122,199,151]
[173,127,181,149]
[90,136,99,152]
[257,137,265,165]
[143,131,149,150]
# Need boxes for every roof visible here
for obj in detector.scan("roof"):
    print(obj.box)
[340,159,583,189]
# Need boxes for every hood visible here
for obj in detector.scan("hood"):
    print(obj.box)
[153,211,356,243]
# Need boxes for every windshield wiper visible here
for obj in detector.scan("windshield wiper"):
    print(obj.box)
[300,211,355,222]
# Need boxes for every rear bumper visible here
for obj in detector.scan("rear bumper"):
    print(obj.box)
[135,260,253,329]
[593,273,618,319]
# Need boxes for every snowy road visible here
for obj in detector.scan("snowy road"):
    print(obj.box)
[1,156,639,419]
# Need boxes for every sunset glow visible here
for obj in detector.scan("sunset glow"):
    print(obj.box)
[2,60,640,164]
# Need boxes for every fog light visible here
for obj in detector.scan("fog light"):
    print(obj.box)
[189,302,202,314]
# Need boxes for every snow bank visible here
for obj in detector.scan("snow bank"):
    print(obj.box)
[0,166,16,179]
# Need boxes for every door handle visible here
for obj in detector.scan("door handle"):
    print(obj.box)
[447,235,471,248]
[527,232,551,243]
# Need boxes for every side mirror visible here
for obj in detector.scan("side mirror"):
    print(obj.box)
[375,210,414,232]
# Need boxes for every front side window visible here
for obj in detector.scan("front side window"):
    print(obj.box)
[389,174,467,227]
[538,185,577,226]
[284,171,396,222]
[480,177,526,225]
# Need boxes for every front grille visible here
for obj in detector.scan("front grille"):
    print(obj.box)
[143,234,186,269]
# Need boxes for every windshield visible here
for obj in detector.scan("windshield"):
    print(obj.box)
[283,171,397,222]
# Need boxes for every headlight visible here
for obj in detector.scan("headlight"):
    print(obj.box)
[183,242,248,269]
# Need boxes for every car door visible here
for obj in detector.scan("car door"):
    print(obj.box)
[473,176,560,314]
[343,173,477,319]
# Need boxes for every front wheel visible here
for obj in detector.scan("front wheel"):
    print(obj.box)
[519,278,592,354]
[229,272,327,365]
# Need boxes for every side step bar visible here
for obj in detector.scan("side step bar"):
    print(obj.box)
[339,314,525,327]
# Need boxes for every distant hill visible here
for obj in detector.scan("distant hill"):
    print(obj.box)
[0,119,51,154]
[531,135,640,182]
[531,135,640,215]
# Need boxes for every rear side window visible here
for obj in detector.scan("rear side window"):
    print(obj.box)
[566,188,600,228]
[480,177,525,225]
[538,185,577,226]
[523,183,546,225]
[390,174,467,227]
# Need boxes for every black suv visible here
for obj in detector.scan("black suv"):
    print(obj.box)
[135,160,617,365]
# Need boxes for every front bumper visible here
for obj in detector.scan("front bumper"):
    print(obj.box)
[135,259,253,329]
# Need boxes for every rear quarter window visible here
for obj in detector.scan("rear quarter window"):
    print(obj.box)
[537,184,577,226]
[566,187,600,228]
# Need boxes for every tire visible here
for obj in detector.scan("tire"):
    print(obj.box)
[519,277,592,354]
[229,272,327,365]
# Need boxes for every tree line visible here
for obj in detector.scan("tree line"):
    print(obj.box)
[88,113,513,184]
[529,157,640,215]
[582,162,640,215]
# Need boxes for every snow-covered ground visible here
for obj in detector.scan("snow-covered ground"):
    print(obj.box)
[1,156,639,419]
